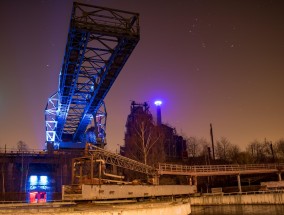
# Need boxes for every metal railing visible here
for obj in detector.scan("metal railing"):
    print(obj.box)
[0,149,47,156]
[158,163,284,176]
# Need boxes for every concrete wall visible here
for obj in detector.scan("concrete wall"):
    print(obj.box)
[83,184,197,200]
[0,202,191,215]
[190,192,284,205]
[261,181,284,189]
[63,184,197,201]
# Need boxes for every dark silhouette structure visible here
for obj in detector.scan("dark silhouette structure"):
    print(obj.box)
[122,101,188,164]
[0,149,84,201]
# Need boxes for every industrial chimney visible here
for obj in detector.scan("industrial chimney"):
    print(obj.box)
[154,100,162,125]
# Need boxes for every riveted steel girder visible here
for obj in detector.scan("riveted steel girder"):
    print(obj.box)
[45,2,139,148]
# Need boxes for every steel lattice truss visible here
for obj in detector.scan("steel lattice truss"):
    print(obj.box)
[45,2,140,148]
[72,146,157,181]
[88,146,157,175]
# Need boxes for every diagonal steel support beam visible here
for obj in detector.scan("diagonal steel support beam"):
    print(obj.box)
[88,147,157,176]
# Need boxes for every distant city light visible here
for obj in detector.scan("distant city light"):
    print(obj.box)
[154,100,162,106]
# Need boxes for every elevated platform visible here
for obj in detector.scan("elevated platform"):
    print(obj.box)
[158,163,284,176]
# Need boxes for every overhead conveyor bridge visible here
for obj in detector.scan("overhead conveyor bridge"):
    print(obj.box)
[45,2,140,149]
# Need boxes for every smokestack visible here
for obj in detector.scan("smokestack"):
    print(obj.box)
[157,105,162,125]
[154,100,162,125]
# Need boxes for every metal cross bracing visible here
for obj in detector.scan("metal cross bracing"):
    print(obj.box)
[87,146,157,176]
[45,2,140,149]
[72,145,157,183]
[158,163,284,177]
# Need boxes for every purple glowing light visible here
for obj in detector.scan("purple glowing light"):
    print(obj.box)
[154,100,162,106]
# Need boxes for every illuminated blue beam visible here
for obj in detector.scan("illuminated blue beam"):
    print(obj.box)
[45,2,139,148]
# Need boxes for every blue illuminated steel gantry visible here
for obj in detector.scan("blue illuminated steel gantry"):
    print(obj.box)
[45,2,140,149]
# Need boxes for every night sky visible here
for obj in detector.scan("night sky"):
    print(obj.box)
[0,0,283,152]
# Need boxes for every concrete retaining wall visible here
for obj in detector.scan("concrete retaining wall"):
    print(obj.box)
[0,201,191,215]
[63,184,197,200]
[190,192,284,205]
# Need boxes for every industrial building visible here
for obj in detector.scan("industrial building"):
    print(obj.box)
[0,149,84,202]
[122,101,188,164]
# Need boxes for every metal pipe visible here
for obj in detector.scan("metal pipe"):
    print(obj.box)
[96,159,124,179]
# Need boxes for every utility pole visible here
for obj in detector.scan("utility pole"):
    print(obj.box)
[210,123,215,160]
[1,145,6,194]
[270,142,275,162]
[21,150,23,192]
[207,147,211,164]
